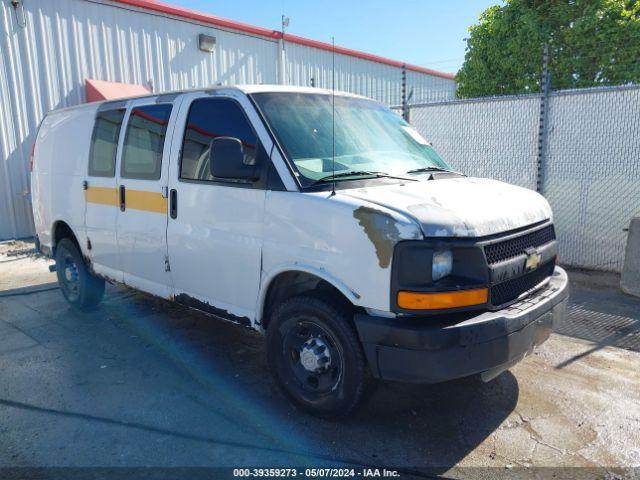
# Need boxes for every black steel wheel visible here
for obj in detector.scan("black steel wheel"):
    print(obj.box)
[266,295,370,418]
[55,238,105,310]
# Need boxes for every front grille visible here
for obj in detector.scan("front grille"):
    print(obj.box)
[490,261,555,307]
[485,224,556,265]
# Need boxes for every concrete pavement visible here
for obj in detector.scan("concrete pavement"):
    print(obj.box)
[0,241,638,478]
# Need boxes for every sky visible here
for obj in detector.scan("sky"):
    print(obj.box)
[167,0,501,75]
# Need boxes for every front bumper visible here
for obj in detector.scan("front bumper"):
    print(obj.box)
[354,266,569,384]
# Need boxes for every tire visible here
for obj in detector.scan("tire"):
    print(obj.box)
[266,295,370,418]
[55,238,105,310]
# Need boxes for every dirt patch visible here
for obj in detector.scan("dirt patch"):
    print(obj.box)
[0,240,55,293]
[0,239,40,258]
[528,416,597,453]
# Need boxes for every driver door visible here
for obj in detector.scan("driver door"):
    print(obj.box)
[166,93,269,324]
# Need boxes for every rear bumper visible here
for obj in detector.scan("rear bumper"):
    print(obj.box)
[354,266,569,384]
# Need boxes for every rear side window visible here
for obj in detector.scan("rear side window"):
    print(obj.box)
[121,104,172,180]
[88,109,125,177]
[180,98,258,182]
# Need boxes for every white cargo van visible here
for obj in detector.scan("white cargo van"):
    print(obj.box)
[31,85,568,417]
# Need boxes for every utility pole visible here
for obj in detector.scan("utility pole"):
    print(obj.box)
[536,43,551,193]
[279,15,290,85]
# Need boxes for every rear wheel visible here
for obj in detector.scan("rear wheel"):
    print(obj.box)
[266,295,370,418]
[55,238,105,310]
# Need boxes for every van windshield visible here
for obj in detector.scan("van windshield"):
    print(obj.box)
[251,92,450,187]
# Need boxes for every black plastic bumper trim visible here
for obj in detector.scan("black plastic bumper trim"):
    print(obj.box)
[354,266,569,384]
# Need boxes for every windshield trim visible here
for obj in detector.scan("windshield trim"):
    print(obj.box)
[247,93,304,191]
[302,175,415,192]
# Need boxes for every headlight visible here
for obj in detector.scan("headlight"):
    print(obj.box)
[432,249,453,281]
[391,242,489,313]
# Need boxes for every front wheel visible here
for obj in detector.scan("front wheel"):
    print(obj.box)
[266,295,371,418]
[55,238,105,310]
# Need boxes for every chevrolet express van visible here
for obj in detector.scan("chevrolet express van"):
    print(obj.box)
[32,85,568,417]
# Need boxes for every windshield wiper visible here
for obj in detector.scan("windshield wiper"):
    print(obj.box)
[405,166,454,174]
[312,170,418,185]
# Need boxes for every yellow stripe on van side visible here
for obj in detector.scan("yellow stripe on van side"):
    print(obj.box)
[126,189,167,214]
[85,186,167,214]
[85,186,119,207]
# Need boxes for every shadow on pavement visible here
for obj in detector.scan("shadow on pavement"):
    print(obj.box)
[0,282,59,298]
[0,284,518,472]
[82,287,518,471]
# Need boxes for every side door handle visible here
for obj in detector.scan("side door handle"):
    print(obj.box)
[169,189,177,219]
[119,185,126,212]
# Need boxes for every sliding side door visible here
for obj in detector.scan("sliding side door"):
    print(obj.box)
[115,98,179,298]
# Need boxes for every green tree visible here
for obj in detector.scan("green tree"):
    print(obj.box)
[456,0,640,98]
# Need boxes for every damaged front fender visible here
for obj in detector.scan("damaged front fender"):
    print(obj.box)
[261,191,423,316]
[353,205,420,268]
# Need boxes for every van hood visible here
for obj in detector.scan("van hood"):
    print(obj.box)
[341,177,552,238]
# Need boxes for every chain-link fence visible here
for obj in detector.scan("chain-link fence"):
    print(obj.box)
[406,94,541,190]
[405,84,640,273]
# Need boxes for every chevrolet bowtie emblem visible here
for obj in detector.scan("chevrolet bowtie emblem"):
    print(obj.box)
[525,247,541,270]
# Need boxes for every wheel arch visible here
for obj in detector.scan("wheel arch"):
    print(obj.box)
[51,219,80,255]
[258,265,361,329]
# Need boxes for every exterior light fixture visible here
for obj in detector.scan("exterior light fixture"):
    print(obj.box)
[198,34,216,53]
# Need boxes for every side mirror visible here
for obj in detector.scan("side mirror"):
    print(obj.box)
[209,137,258,181]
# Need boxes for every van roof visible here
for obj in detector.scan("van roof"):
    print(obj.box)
[238,84,367,97]
[49,84,369,115]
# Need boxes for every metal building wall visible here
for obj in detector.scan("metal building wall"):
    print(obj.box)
[406,69,458,104]
[0,0,456,240]
[285,42,404,106]
[407,85,640,272]
[285,43,456,106]
[0,0,280,240]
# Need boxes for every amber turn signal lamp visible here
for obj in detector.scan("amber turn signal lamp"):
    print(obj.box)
[397,288,489,310]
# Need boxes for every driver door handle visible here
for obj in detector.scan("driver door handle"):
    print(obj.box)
[169,189,177,219]
[119,185,126,212]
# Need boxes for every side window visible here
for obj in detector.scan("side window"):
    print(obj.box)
[121,104,173,180]
[88,109,125,177]
[180,98,258,182]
